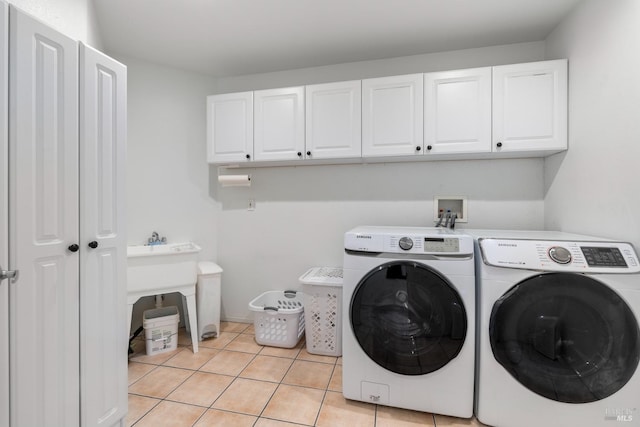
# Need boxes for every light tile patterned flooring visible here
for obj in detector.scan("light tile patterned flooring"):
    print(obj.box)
[128,321,487,427]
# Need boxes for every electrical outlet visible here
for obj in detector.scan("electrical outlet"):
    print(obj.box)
[248,199,255,211]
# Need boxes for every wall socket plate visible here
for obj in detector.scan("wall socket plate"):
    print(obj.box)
[434,196,467,223]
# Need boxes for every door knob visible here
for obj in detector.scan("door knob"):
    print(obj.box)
[88,241,99,249]
[67,244,80,253]
[0,265,18,281]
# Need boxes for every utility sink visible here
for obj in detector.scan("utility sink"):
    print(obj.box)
[126,242,202,353]
[127,242,201,293]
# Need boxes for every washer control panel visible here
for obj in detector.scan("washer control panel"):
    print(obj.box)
[345,227,473,255]
[480,238,640,273]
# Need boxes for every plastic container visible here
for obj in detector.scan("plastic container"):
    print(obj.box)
[249,290,305,348]
[299,267,343,356]
[143,306,180,355]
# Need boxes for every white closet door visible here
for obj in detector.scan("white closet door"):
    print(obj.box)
[0,2,9,426]
[9,6,80,427]
[79,43,127,427]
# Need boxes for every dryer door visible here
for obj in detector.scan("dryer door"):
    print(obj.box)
[490,272,640,403]
[350,261,467,375]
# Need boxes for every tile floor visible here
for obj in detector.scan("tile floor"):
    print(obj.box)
[128,321,487,427]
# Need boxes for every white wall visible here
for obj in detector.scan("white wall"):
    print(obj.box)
[119,55,220,329]
[544,0,640,248]
[213,42,549,322]
[8,0,102,47]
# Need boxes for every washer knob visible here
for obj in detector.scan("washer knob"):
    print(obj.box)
[548,246,572,264]
[399,237,414,251]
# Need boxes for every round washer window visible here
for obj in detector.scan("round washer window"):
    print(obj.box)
[490,272,640,403]
[350,261,467,375]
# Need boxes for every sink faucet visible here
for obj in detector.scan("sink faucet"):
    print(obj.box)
[147,231,167,245]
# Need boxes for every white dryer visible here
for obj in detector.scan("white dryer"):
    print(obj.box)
[472,230,640,427]
[342,226,475,417]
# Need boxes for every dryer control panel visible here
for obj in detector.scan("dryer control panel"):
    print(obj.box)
[480,238,640,273]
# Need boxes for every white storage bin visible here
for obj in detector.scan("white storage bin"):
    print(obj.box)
[143,306,180,355]
[299,267,343,356]
[249,290,305,348]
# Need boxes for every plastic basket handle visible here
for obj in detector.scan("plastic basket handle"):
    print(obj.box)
[264,306,279,312]
[284,290,297,298]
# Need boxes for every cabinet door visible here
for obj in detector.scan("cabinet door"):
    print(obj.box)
[305,80,361,159]
[79,43,127,427]
[207,92,253,163]
[362,74,423,157]
[254,86,304,161]
[425,68,491,154]
[0,3,8,426]
[9,5,80,426]
[493,59,567,152]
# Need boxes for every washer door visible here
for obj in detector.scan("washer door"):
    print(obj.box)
[490,272,640,403]
[350,261,467,375]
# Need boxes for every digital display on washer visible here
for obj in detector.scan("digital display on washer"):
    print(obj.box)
[580,247,628,267]
[424,237,459,252]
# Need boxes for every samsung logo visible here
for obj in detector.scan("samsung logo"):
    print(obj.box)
[356,235,372,239]
[498,243,517,247]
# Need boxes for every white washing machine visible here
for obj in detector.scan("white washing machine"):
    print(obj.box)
[342,226,476,417]
[471,230,640,427]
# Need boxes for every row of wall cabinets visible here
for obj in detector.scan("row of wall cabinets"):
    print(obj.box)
[207,59,567,165]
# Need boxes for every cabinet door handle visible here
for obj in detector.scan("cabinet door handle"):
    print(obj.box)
[297,152,302,157]
[67,244,80,253]
[496,142,503,148]
[88,241,99,249]
[306,151,311,156]
[427,145,432,151]
[245,154,251,159]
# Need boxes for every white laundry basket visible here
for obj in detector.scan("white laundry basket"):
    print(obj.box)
[143,306,180,355]
[299,267,343,356]
[249,290,305,348]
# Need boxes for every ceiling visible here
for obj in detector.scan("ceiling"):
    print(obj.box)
[93,0,584,78]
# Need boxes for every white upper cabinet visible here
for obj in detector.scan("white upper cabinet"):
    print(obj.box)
[305,80,361,159]
[424,67,492,154]
[254,86,305,161]
[206,59,568,166]
[207,91,253,163]
[362,74,424,157]
[492,59,568,153]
